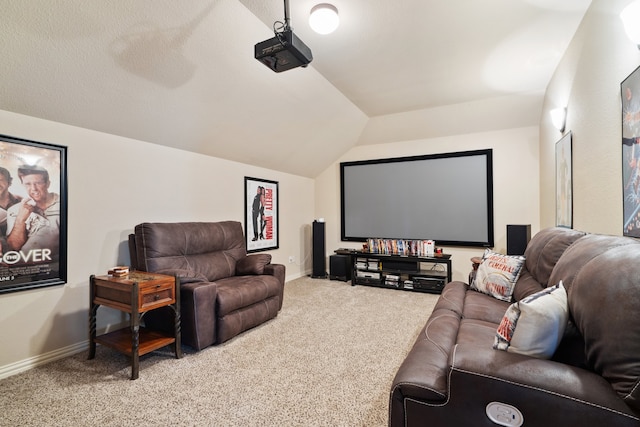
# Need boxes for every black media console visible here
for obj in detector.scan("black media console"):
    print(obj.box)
[342,251,451,294]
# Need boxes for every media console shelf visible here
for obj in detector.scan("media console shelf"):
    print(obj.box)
[350,251,451,294]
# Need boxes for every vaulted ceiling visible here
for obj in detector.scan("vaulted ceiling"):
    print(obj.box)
[0,0,591,177]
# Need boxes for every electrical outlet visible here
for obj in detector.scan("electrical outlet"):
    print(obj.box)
[288,256,295,263]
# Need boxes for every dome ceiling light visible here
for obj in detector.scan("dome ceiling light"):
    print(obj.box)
[309,3,339,35]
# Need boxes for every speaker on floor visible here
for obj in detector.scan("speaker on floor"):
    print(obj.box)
[312,220,327,278]
[329,254,351,282]
[507,224,531,256]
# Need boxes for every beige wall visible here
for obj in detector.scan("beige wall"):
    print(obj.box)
[315,126,540,282]
[541,0,640,233]
[0,110,314,376]
[5,0,634,379]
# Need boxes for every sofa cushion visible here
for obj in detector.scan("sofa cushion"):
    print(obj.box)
[236,254,272,275]
[471,249,525,302]
[511,268,544,301]
[494,281,568,359]
[215,275,282,317]
[461,289,511,325]
[511,228,586,301]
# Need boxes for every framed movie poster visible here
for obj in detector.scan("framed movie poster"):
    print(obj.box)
[244,176,279,253]
[555,132,572,228]
[622,65,640,237]
[0,135,67,294]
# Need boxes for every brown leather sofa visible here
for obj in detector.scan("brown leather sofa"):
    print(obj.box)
[129,221,285,350]
[390,227,640,426]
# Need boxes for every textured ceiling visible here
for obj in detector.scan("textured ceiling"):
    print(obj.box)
[0,0,591,177]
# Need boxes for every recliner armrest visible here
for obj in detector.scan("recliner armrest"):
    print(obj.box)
[236,254,272,275]
[263,263,285,311]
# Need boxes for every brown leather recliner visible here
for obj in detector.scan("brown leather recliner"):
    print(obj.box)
[128,221,285,350]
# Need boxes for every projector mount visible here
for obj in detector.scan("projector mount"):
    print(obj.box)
[275,0,292,33]
[254,0,313,72]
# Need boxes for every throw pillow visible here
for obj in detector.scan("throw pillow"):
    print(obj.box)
[236,254,272,275]
[493,281,569,359]
[471,249,525,302]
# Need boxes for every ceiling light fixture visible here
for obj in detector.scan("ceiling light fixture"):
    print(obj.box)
[621,0,640,48]
[309,3,339,35]
[550,107,567,132]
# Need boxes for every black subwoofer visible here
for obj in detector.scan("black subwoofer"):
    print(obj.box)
[329,255,351,282]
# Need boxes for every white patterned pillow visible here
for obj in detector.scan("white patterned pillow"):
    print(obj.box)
[471,249,525,302]
[493,281,569,359]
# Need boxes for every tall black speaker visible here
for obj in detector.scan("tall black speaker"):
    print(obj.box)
[507,224,531,256]
[312,220,327,278]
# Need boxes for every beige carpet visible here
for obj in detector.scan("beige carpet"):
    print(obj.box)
[0,277,438,427]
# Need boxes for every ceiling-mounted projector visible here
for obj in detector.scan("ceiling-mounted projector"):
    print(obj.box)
[254,0,313,72]
[255,30,312,72]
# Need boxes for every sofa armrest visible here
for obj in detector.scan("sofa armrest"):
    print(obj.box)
[263,262,284,278]
[180,281,218,350]
[263,263,285,310]
[447,343,639,425]
[236,254,272,275]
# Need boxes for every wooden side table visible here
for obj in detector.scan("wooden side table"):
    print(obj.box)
[88,271,182,380]
[469,256,483,284]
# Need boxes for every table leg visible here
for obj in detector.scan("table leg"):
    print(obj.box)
[131,322,139,380]
[130,281,140,380]
[174,276,182,359]
[88,304,99,359]
[88,275,97,360]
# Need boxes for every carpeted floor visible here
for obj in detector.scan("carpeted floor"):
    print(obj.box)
[0,277,438,427]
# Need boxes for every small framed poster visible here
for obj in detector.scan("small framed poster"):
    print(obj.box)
[0,134,68,294]
[555,132,572,228]
[244,176,279,253]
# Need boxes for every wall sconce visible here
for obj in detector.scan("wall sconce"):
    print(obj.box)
[621,0,640,48]
[550,107,567,132]
[309,3,339,35]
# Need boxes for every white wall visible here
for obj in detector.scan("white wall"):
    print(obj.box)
[315,126,540,282]
[0,110,314,375]
[541,0,640,233]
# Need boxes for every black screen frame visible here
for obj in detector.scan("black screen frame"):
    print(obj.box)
[340,149,494,248]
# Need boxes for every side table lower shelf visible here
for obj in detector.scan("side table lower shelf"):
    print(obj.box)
[94,328,177,356]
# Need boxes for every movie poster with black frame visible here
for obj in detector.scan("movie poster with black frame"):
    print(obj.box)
[622,64,640,237]
[0,135,67,294]
[244,176,279,253]
[555,132,572,229]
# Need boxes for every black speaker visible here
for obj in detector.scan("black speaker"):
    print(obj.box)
[312,220,327,278]
[507,224,531,256]
[329,255,351,282]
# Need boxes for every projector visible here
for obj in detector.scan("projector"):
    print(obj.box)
[254,30,313,72]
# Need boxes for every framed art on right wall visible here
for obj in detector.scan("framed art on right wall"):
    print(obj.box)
[555,132,572,229]
[623,65,640,237]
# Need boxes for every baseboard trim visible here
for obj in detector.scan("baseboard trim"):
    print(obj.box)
[0,340,88,380]
[285,271,310,282]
